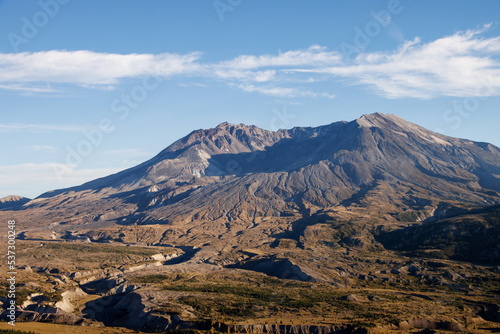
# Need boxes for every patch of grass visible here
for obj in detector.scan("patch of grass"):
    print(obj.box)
[43,290,63,303]
[466,275,500,293]
[43,242,156,256]
[163,283,279,302]
[278,239,297,249]
[156,304,182,316]
[18,240,163,271]
[399,211,419,222]
[153,268,497,327]
[131,274,170,284]
[163,279,342,318]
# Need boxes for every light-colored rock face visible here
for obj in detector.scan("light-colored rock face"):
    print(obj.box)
[55,288,88,313]
[357,113,453,147]
[0,195,26,203]
[151,253,166,261]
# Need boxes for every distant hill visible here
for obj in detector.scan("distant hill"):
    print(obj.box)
[0,195,31,210]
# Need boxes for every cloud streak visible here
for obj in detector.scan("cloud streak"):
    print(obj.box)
[0,25,499,99]
[0,50,201,86]
[217,45,342,70]
[32,145,57,152]
[0,122,98,133]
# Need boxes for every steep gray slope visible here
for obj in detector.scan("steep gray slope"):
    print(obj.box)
[35,122,289,198]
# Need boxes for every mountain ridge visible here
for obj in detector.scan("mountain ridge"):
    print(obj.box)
[3,113,500,252]
[35,112,500,199]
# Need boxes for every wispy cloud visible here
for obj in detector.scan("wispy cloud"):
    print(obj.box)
[218,45,342,70]
[0,83,58,93]
[209,45,339,96]
[237,83,335,99]
[32,145,58,152]
[0,50,202,91]
[0,25,499,99]
[0,122,97,133]
[311,24,500,98]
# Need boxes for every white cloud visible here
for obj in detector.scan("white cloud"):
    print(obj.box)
[0,50,202,91]
[319,24,500,98]
[0,26,499,99]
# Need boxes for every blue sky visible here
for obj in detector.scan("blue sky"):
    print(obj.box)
[1,0,500,199]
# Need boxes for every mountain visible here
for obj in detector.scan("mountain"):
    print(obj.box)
[0,195,31,210]
[3,113,500,262]
[4,113,500,331]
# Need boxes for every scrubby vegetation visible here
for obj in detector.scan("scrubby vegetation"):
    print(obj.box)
[379,205,500,264]
[127,268,499,327]
[16,240,172,271]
